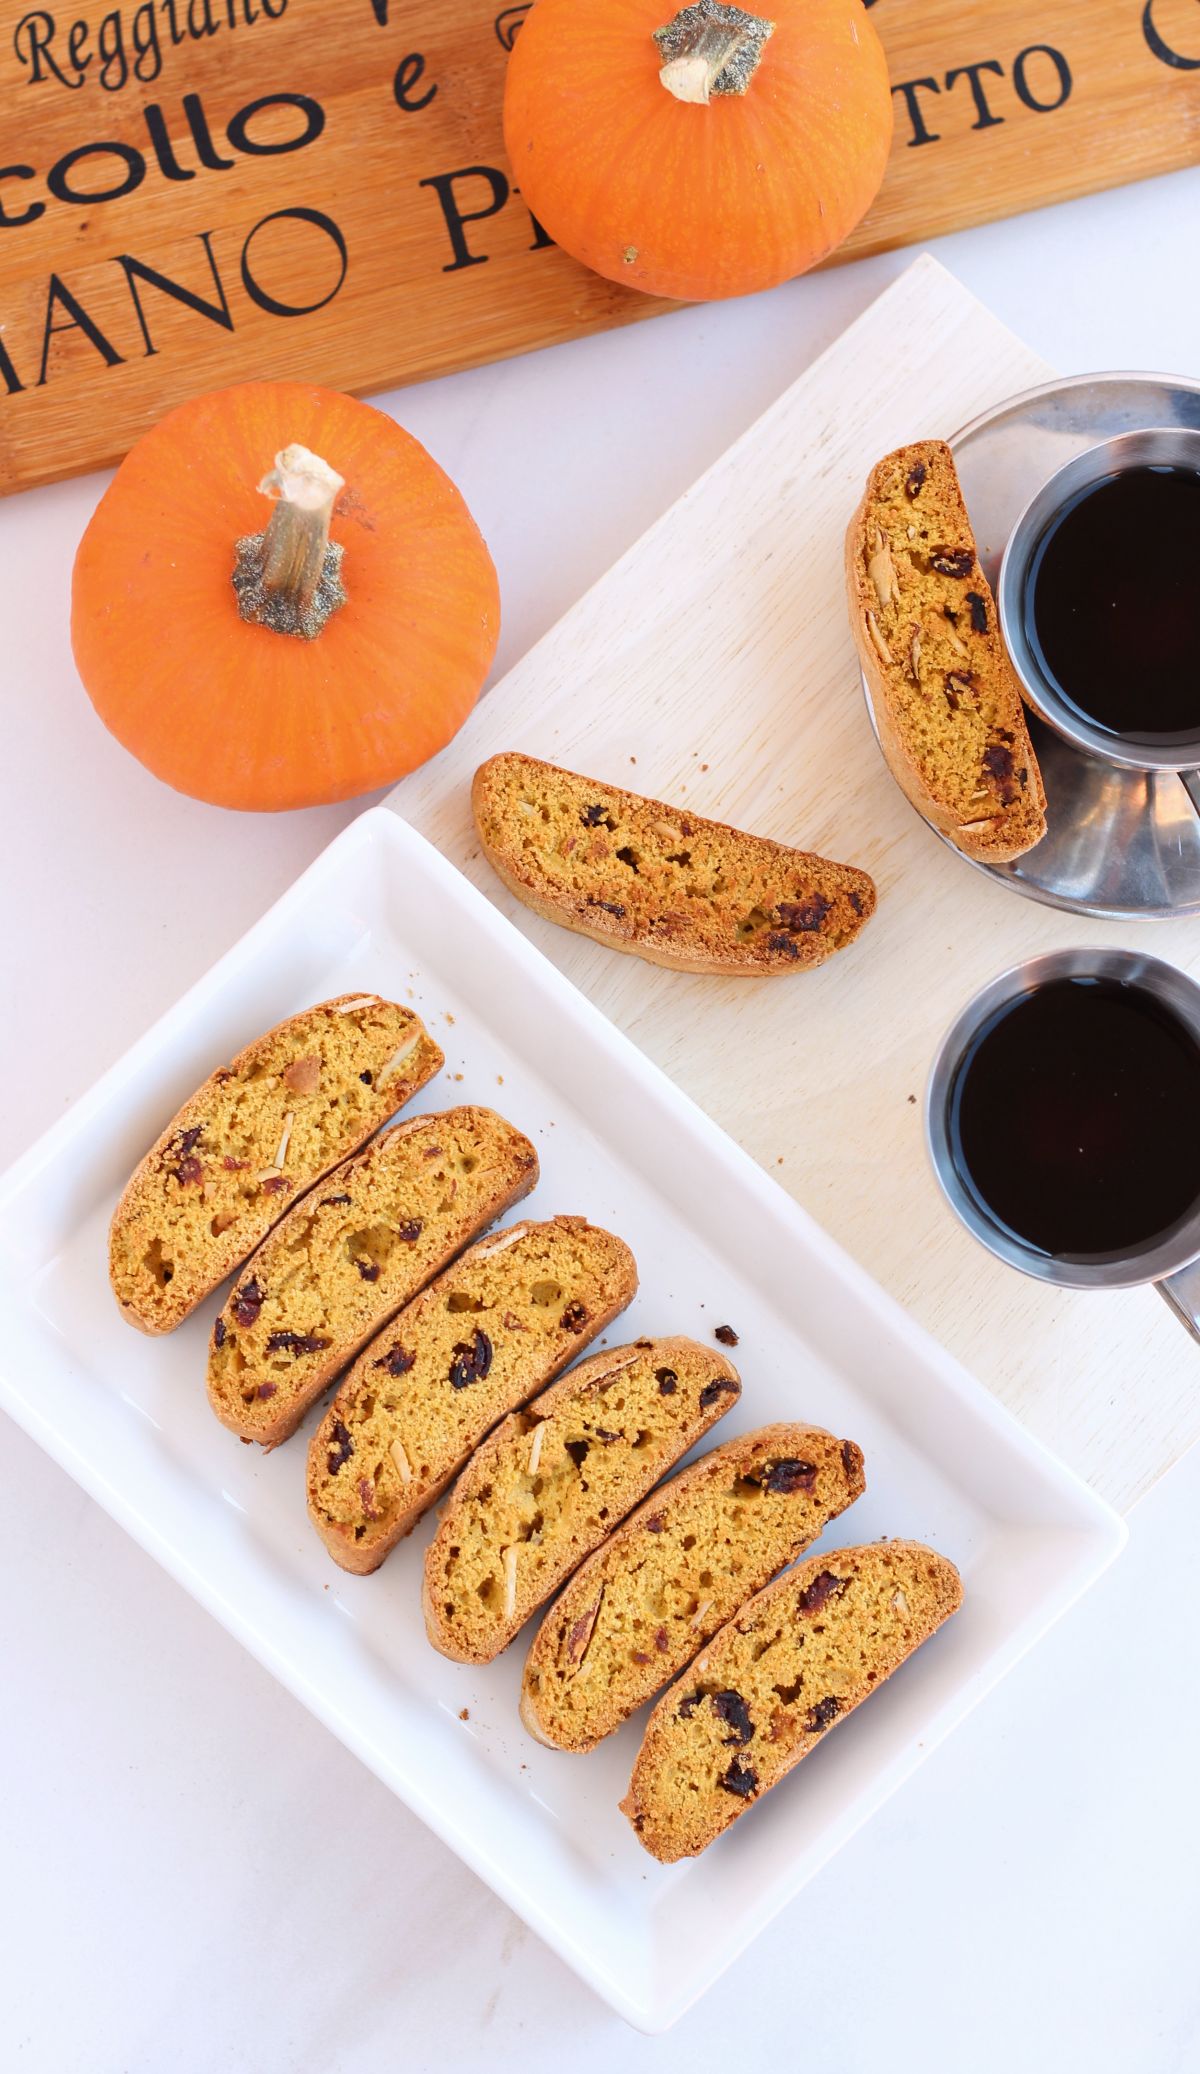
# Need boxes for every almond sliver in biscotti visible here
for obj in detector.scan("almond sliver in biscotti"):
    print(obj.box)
[307,1216,638,1573]
[422,1335,741,1664]
[109,995,443,1334]
[520,1423,866,1752]
[206,1108,538,1448]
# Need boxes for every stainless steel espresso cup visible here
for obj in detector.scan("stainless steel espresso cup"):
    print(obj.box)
[997,426,1200,807]
[926,947,1200,1340]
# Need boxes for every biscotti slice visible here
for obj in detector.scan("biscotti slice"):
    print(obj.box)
[307,1217,638,1573]
[521,1423,865,1753]
[423,1336,741,1663]
[621,1540,962,1861]
[472,753,875,975]
[110,996,444,1334]
[846,439,1046,863]
[206,1108,538,1447]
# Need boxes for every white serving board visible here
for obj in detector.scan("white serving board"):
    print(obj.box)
[388,252,1200,1517]
[0,808,1121,2032]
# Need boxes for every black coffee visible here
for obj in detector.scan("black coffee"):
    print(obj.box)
[1026,464,1200,742]
[948,975,1200,1261]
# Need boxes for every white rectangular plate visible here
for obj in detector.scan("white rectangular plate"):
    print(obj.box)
[0,807,1125,2031]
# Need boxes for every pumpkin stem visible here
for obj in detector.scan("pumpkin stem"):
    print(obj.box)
[233,444,348,641]
[654,0,775,104]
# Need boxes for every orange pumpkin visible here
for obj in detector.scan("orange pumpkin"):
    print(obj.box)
[72,382,500,812]
[504,0,893,304]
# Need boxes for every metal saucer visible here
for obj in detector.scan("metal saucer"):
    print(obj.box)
[860,371,1200,920]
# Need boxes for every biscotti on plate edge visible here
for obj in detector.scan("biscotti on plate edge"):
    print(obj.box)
[846,438,1046,864]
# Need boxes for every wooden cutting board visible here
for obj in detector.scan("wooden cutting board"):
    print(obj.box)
[2,0,1198,493]
[386,255,1200,1519]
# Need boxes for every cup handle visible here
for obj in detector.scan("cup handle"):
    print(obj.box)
[1179,770,1200,821]
[1158,1258,1200,1342]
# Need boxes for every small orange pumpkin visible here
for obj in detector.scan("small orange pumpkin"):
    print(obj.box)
[504,0,893,304]
[72,382,500,812]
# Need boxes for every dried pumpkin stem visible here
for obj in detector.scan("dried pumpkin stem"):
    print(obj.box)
[232,443,348,641]
[654,0,775,104]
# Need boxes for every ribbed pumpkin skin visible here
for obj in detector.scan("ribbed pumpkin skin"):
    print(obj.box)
[504,0,893,303]
[71,382,500,812]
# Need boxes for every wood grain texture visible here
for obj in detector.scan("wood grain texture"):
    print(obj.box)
[2,0,1198,491]
[387,256,1200,1519]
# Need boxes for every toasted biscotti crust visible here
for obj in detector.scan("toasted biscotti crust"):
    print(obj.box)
[472,754,875,976]
[206,1108,538,1448]
[307,1217,638,1573]
[109,996,444,1334]
[621,1540,962,1861]
[846,439,1046,864]
[520,1423,865,1752]
[423,1336,742,1664]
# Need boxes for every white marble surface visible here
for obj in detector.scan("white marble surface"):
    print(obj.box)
[4,166,1200,2069]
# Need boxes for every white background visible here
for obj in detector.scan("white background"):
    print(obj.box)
[4,168,1200,2071]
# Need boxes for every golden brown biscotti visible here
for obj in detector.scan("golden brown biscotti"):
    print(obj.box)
[423,1336,741,1663]
[621,1540,962,1861]
[846,439,1046,863]
[307,1217,638,1572]
[472,753,875,975]
[109,996,444,1334]
[206,1108,538,1448]
[520,1424,865,1752]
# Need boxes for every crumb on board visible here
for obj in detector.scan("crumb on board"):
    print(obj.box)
[497,1074,504,1085]
[445,1013,456,1025]
[454,1072,464,1082]
[714,1323,739,1347]
[907,1094,917,1105]
[459,1707,470,1721]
